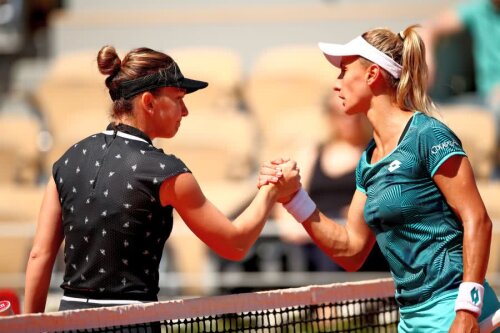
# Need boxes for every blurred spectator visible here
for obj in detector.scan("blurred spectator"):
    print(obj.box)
[0,0,26,54]
[0,0,61,93]
[0,0,26,93]
[26,0,63,57]
[272,94,389,272]
[421,0,500,175]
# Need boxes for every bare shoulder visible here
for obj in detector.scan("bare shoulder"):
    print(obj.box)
[160,172,204,208]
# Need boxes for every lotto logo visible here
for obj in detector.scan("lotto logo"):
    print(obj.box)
[470,287,479,305]
[388,160,402,172]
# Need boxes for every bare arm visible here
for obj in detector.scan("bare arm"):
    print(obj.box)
[24,178,64,313]
[273,146,318,244]
[301,190,376,272]
[259,159,375,271]
[433,155,491,283]
[434,155,492,331]
[160,161,300,261]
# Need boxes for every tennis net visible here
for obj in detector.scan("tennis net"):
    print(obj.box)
[0,278,399,332]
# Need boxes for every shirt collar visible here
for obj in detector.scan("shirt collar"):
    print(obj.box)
[106,123,153,145]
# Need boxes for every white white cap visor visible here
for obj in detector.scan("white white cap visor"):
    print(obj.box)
[318,36,402,79]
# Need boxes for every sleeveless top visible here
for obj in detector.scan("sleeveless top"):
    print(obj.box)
[52,123,190,301]
[308,144,357,220]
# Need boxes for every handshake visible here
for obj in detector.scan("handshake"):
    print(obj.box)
[257,157,317,223]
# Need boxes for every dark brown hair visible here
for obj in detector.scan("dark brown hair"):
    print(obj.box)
[97,46,175,118]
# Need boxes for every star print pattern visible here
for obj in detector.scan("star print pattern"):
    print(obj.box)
[53,123,190,300]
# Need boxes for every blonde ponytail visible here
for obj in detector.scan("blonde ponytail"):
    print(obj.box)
[397,25,434,114]
[362,25,434,114]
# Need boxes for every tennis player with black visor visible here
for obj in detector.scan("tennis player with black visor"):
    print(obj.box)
[24,46,301,323]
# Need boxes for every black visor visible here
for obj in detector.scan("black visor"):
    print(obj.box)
[110,61,208,101]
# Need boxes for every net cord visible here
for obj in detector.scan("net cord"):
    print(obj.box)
[0,278,395,333]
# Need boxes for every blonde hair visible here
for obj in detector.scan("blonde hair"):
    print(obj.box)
[362,25,434,114]
[97,46,175,118]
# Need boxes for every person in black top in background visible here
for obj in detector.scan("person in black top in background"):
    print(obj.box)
[273,94,388,272]
[24,45,301,314]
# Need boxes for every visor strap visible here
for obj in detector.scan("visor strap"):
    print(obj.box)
[354,36,402,79]
[110,63,184,101]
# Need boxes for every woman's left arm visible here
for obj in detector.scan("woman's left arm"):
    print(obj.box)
[433,155,492,283]
[433,155,492,332]
[24,178,64,313]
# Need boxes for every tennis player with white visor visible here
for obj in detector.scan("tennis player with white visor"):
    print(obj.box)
[259,24,499,332]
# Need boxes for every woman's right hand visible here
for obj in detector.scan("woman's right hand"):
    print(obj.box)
[257,157,290,188]
[258,158,302,203]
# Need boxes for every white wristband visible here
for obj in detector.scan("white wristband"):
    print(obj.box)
[454,282,484,316]
[283,188,317,223]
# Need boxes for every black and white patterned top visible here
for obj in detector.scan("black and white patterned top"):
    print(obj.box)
[52,123,190,301]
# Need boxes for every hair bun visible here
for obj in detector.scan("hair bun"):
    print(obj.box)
[97,45,121,76]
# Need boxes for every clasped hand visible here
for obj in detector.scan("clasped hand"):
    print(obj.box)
[257,158,302,203]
